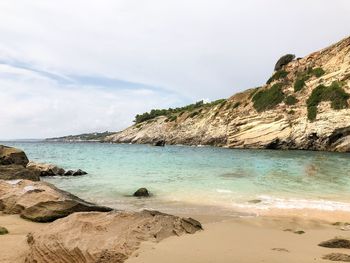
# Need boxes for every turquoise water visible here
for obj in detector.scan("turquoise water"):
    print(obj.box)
[3,142,350,216]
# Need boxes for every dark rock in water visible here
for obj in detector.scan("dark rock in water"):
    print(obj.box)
[72,169,88,176]
[0,145,29,166]
[153,140,165,147]
[274,54,295,71]
[133,188,150,197]
[323,253,350,262]
[0,179,113,222]
[319,238,350,249]
[0,164,40,181]
[0,226,9,235]
[64,170,74,176]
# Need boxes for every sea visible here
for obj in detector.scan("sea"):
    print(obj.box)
[3,141,350,217]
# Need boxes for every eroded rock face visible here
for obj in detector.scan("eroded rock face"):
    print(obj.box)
[25,210,202,263]
[0,145,29,166]
[0,180,112,222]
[105,37,350,152]
[0,165,40,181]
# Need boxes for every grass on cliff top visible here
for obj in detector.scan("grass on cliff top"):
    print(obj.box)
[294,67,325,92]
[134,99,226,124]
[306,81,349,121]
[252,83,285,112]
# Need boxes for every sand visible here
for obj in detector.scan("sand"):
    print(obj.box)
[0,213,45,263]
[0,210,349,262]
[127,214,350,263]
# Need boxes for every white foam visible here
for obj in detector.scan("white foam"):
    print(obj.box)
[234,195,350,212]
[216,189,232,193]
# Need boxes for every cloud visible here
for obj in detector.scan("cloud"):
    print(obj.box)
[0,0,349,138]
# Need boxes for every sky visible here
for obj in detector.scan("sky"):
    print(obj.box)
[0,0,349,139]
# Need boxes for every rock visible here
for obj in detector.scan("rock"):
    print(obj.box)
[133,187,150,197]
[272,248,289,253]
[248,199,262,204]
[64,170,74,176]
[0,164,40,181]
[26,161,65,176]
[0,179,112,222]
[0,145,29,166]
[323,253,350,262]
[25,210,202,263]
[294,230,305,235]
[72,169,88,176]
[0,226,9,235]
[319,238,350,249]
[274,54,295,71]
[153,140,165,146]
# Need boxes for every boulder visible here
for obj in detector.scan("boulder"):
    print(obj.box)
[25,210,202,263]
[274,54,295,71]
[0,145,29,166]
[72,169,88,176]
[133,187,150,197]
[0,179,112,222]
[0,165,40,181]
[26,161,65,176]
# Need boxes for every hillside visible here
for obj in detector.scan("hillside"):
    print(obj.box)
[47,131,114,142]
[104,36,350,152]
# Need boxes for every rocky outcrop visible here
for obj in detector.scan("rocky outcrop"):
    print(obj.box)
[0,165,40,181]
[25,210,202,263]
[0,145,29,166]
[26,161,65,176]
[105,36,350,152]
[319,238,350,249]
[27,161,88,177]
[0,180,112,222]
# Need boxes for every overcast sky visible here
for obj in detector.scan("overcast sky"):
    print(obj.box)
[0,0,349,139]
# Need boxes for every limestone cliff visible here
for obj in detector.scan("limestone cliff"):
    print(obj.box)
[107,36,350,152]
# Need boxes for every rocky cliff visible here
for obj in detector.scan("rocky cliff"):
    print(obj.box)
[106,37,350,151]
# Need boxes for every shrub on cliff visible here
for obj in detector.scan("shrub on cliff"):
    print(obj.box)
[294,67,326,92]
[252,83,285,112]
[266,70,288,84]
[306,81,349,121]
[285,95,298,105]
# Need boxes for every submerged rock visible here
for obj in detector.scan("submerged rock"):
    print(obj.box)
[72,169,88,176]
[319,238,350,249]
[0,145,29,166]
[25,210,202,263]
[133,187,150,197]
[0,164,40,181]
[0,179,112,222]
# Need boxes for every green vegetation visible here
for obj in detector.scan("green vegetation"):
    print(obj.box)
[294,67,325,92]
[0,226,8,235]
[134,99,226,124]
[306,81,349,121]
[285,95,298,105]
[252,83,285,112]
[266,70,288,84]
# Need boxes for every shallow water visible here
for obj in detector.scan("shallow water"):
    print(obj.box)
[3,141,350,216]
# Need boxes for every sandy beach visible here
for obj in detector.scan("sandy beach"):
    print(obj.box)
[1,210,350,263]
[127,213,350,263]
